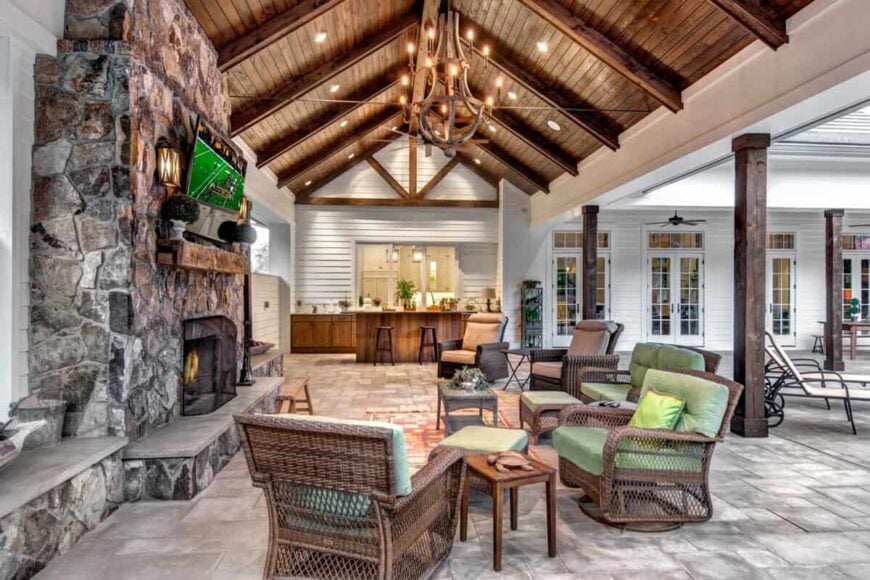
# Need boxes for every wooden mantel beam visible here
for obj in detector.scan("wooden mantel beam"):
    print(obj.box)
[218,0,347,72]
[457,13,620,151]
[706,0,789,50]
[231,12,417,136]
[256,71,403,168]
[516,0,682,113]
[277,109,402,188]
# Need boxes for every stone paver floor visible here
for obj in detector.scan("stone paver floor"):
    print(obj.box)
[38,352,870,579]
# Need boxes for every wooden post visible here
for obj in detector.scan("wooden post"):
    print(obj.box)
[582,205,599,320]
[731,134,770,438]
[825,209,845,371]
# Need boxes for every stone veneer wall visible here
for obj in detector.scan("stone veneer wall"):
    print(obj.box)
[29,0,243,442]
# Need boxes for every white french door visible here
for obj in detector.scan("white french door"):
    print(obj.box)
[843,256,870,321]
[766,254,796,346]
[552,254,609,347]
[647,254,704,346]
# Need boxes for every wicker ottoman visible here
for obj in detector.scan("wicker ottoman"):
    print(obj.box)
[519,391,582,443]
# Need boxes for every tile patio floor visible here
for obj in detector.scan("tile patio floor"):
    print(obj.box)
[39,351,870,579]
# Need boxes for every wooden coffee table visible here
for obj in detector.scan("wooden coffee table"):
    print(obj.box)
[459,453,556,572]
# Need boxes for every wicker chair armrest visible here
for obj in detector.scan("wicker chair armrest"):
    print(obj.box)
[602,427,717,478]
[563,354,619,369]
[476,341,510,354]
[576,367,631,383]
[392,448,466,513]
[558,403,634,428]
[529,348,567,364]
[438,339,464,352]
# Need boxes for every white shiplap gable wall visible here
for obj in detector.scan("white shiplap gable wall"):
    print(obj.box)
[251,273,281,345]
[295,205,499,306]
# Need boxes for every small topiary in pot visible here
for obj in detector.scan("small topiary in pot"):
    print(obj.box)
[162,196,200,240]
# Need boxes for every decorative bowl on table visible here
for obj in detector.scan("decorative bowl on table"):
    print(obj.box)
[249,341,275,356]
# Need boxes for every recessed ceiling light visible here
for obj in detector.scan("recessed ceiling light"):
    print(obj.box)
[329,84,340,93]
[546,120,561,131]
[391,125,398,131]
[536,41,549,53]
[304,180,312,186]
[507,91,517,101]
[487,124,496,133]
[314,31,327,43]
[474,158,482,165]
[348,153,355,159]
[339,119,348,128]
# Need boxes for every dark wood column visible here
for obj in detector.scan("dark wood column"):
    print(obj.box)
[582,205,599,320]
[824,209,845,371]
[731,133,770,438]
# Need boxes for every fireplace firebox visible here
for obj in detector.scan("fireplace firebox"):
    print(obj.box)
[182,316,238,415]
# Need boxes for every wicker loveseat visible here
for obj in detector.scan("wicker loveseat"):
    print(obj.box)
[553,369,742,529]
[235,413,466,580]
[528,320,624,391]
[437,313,509,381]
[574,343,721,403]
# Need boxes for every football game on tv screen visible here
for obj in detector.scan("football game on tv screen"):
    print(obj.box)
[185,117,247,212]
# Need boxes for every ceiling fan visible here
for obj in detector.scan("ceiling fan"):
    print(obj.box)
[645,211,707,228]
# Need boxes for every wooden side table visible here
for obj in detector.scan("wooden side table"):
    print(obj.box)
[459,454,556,572]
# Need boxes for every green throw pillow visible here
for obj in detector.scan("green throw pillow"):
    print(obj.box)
[628,388,685,430]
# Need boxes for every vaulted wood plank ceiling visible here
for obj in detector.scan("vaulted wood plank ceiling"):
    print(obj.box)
[184,0,814,204]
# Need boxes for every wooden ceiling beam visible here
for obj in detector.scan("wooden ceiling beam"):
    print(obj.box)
[231,12,417,136]
[455,153,501,190]
[456,14,620,151]
[474,141,550,194]
[517,0,682,113]
[706,0,788,50]
[367,156,411,199]
[416,157,460,199]
[296,197,498,208]
[487,108,579,176]
[277,109,402,188]
[256,71,403,168]
[217,0,347,72]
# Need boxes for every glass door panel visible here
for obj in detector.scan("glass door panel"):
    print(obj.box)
[649,256,673,339]
[678,257,702,343]
[553,256,579,346]
[594,256,607,320]
[766,255,795,346]
[843,256,870,322]
[648,254,704,344]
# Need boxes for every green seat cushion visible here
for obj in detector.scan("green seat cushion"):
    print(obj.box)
[641,369,729,438]
[553,426,609,476]
[275,414,412,496]
[438,426,528,453]
[657,345,705,373]
[580,382,633,402]
[628,389,685,430]
[628,343,661,388]
[521,390,581,411]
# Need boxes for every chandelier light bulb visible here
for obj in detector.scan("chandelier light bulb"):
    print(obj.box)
[482,45,490,57]
[401,74,409,86]
[496,76,503,88]
[407,42,415,55]
[466,29,474,41]
[485,96,494,107]
[425,56,433,68]
[399,94,407,105]
[428,27,435,40]
[440,103,448,115]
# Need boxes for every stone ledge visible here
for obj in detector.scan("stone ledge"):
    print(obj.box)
[124,376,282,460]
[0,436,127,520]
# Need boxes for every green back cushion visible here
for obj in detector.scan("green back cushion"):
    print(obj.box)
[628,389,685,430]
[640,370,729,438]
[657,345,706,373]
[628,343,661,388]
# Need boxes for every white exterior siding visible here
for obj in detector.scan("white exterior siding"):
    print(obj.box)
[251,273,281,346]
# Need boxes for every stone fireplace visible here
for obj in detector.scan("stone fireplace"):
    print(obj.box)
[181,316,237,415]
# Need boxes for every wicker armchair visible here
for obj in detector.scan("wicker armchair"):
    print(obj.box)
[574,344,722,404]
[235,413,466,580]
[528,321,624,391]
[555,369,742,530]
[437,313,509,381]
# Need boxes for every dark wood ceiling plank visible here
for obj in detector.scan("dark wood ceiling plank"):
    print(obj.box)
[231,12,417,136]
[367,156,411,199]
[277,109,403,188]
[474,141,551,194]
[417,157,460,198]
[456,12,621,151]
[705,0,789,50]
[256,72,402,168]
[296,197,499,208]
[516,0,683,112]
[488,108,579,176]
[218,0,348,72]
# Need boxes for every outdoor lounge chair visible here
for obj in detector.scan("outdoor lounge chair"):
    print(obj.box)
[553,369,742,530]
[437,313,509,381]
[235,413,466,580]
[765,331,870,434]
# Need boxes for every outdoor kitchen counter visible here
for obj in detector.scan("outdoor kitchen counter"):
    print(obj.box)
[355,311,473,363]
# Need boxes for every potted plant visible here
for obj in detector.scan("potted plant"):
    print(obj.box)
[396,279,416,311]
[162,195,200,240]
[850,298,861,321]
[449,367,490,391]
[338,299,351,312]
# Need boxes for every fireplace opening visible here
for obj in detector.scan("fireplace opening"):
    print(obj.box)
[182,316,238,415]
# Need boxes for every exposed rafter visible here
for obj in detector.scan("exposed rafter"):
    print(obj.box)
[256,72,403,168]
[231,13,417,136]
[296,197,498,208]
[277,109,402,188]
[455,153,502,191]
[217,0,347,72]
[416,157,460,198]
[706,0,789,50]
[486,109,579,176]
[367,156,410,199]
[517,0,683,113]
[456,13,621,151]
[474,141,550,194]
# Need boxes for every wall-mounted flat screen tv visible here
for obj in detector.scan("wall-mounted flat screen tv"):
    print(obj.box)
[185,117,247,213]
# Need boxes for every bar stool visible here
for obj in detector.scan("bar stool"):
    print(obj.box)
[418,325,438,364]
[374,326,395,366]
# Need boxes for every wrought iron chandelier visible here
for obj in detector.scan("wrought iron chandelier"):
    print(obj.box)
[405,3,491,157]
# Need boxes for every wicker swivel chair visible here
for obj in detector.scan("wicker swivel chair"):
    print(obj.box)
[437,313,509,381]
[235,413,466,580]
[554,369,742,530]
